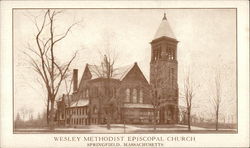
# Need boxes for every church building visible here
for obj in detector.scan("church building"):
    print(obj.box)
[55,13,179,126]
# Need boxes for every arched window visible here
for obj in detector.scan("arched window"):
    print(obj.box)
[168,48,172,60]
[139,89,143,103]
[171,68,174,87]
[153,50,157,61]
[125,88,130,102]
[86,89,89,98]
[113,88,116,97]
[166,48,169,59]
[158,47,162,59]
[81,91,84,99]
[171,49,174,60]
[93,106,98,114]
[132,88,137,103]
[173,49,176,60]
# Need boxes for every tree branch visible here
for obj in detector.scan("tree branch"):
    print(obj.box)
[54,51,78,97]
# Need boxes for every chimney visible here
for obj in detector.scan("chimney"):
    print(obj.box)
[73,69,78,92]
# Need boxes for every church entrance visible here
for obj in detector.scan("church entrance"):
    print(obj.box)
[160,105,176,124]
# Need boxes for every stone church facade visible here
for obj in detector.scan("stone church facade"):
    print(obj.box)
[150,14,179,124]
[55,13,179,126]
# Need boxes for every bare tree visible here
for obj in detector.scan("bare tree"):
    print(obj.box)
[99,54,117,130]
[19,106,28,121]
[28,108,34,121]
[37,112,41,120]
[209,71,222,131]
[23,9,79,129]
[15,112,21,121]
[14,112,22,128]
[85,30,120,129]
[150,63,177,131]
[150,64,161,131]
[90,39,119,129]
[150,85,160,131]
[63,73,74,127]
[178,106,187,124]
[182,71,196,131]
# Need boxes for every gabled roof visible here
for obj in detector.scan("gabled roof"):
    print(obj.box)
[114,64,134,80]
[86,64,128,80]
[88,64,105,79]
[121,62,149,84]
[154,13,176,40]
[87,64,135,80]
[78,62,149,88]
[82,64,92,80]
[83,63,144,81]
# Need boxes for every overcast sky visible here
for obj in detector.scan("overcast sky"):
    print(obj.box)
[14,9,236,121]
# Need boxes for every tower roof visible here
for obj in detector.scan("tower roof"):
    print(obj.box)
[154,13,176,40]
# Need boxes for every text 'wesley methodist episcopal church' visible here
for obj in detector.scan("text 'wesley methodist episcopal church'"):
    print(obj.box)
[56,13,179,126]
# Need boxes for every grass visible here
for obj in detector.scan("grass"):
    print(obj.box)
[191,123,237,129]
[133,124,187,128]
[14,123,237,134]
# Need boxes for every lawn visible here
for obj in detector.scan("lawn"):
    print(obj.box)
[14,124,237,134]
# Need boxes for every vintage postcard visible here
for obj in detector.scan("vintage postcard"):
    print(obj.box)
[0,0,249,148]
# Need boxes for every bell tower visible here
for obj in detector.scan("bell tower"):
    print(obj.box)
[150,13,179,124]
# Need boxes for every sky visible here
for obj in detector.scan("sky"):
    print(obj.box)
[14,9,236,122]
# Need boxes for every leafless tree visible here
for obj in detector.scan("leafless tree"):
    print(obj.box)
[150,63,177,131]
[28,108,34,121]
[19,106,28,121]
[209,71,222,131]
[150,64,161,131]
[178,106,187,124]
[23,9,79,129]
[62,72,74,127]
[91,37,119,129]
[16,112,21,121]
[14,112,22,128]
[182,71,197,131]
[150,85,160,131]
[99,54,117,130]
[37,112,41,120]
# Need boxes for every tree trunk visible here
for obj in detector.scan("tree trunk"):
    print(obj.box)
[187,110,191,131]
[123,120,126,133]
[122,108,126,133]
[215,107,219,131]
[107,113,111,130]
[153,108,157,131]
[47,97,50,126]
[69,114,72,127]
[49,96,55,130]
